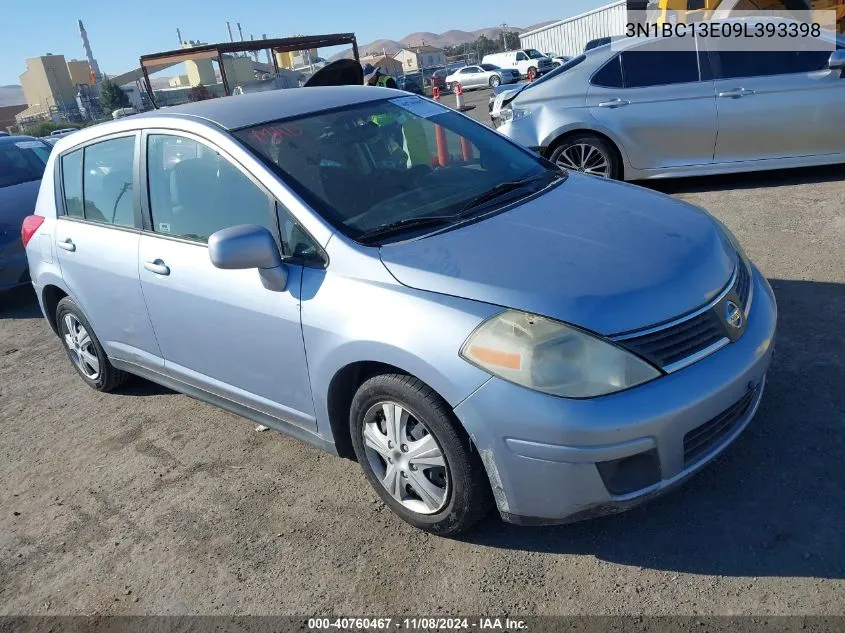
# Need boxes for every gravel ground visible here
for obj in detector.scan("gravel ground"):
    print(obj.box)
[1,92,844,616]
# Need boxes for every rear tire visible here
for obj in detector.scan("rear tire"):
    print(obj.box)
[350,374,491,535]
[446,82,454,92]
[549,133,620,180]
[56,296,129,392]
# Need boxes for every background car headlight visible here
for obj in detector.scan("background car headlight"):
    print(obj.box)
[500,108,531,123]
[460,310,661,398]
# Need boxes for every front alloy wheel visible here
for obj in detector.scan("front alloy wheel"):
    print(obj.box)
[555,143,611,177]
[549,134,620,179]
[350,374,492,535]
[362,401,449,514]
[490,75,500,88]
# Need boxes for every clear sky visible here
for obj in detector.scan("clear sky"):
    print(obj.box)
[0,0,600,85]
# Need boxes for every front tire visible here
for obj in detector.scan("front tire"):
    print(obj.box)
[549,133,620,179]
[56,296,128,392]
[350,374,491,535]
[489,75,500,88]
[446,82,454,92]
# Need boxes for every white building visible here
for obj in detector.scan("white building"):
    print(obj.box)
[519,1,627,58]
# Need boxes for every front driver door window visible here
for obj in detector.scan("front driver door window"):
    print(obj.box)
[138,132,318,430]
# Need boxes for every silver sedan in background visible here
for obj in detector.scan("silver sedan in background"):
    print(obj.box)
[446,64,521,91]
[495,20,845,180]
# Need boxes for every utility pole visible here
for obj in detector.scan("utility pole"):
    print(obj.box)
[500,23,508,51]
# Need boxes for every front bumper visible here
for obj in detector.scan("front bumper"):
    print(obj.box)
[454,266,777,524]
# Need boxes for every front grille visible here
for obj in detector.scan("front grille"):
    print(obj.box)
[735,262,751,309]
[619,309,724,368]
[615,257,753,371]
[683,389,756,466]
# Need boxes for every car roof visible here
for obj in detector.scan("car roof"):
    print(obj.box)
[0,135,43,146]
[130,85,396,131]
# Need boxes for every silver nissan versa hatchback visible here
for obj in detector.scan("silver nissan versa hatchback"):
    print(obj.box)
[23,87,777,535]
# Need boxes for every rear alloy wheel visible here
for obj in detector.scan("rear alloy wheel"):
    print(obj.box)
[350,374,491,535]
[549,134,620,179]
[489,75,501,88]
[56,296,129,392]
[446,82,454,92]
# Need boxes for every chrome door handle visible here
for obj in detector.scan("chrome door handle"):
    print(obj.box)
[718,88,755,98]
[144,259,170,276]
[598,98,630,108]
[57,238,75,252]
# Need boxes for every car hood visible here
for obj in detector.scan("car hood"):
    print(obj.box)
[379,174,736,335]
[0,179,41,244]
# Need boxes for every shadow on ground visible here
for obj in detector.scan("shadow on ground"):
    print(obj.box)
[642,164,845,195]
[0,286,40,320]
[464,278,845,580]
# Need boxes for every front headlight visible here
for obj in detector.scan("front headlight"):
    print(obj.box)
[500,107,531,123]
[460,310,661,398]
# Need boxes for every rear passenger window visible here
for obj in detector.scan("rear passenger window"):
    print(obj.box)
[621,48,700,87]
[60,137,136,227]
[82,137,136,227]
[714,49,833,79]
[592,55,623,88]
[61,150,84,218]
[146,134,274,243]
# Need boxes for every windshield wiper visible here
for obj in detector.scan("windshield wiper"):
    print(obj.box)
[457,172,560,215]
[357,216,457,244]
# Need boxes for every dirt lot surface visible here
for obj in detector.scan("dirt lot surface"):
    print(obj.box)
[1,91,844,616]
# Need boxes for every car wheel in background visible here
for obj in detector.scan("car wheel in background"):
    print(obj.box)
[56,296,129,392]
[446,82,454,92]
[350,374,492,535]
[549,133,620,179]
[489,75,501,88]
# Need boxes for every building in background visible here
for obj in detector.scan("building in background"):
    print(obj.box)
[275,48,318,69]
[17,54,80,124]
[393,46,446,72]
[67,59,95,86]
[0,105,27,133]
[359,54,403,76]
[518,0,626,57]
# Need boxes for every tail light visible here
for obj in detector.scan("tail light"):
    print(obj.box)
[21,215,45,248]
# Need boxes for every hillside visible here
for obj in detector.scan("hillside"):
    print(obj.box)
[0,85,26,107]
[335,21,556,60]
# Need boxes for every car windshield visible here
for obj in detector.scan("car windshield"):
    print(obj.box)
[525,49,546,59]
[0,140,51,188]
[237,97,559,243]
[480,64,500,71]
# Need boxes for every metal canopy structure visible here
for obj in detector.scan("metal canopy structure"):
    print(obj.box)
[139,33,360,108]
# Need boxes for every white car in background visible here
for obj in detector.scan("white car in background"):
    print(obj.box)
[445,64,521,90]
[482,49,554,78]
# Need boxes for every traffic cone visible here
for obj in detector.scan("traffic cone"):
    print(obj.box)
[528,67,536,82]
[432,86,440,102]
[455,83,464,110]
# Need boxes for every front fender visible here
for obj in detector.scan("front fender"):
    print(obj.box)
[300,268,499,444]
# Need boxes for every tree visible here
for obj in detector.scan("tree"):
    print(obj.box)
[503,31,521,51]
[99,79,130,113]
[25,121,81,137]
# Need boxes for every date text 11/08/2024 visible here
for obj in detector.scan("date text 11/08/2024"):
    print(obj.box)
[308,617,528,630]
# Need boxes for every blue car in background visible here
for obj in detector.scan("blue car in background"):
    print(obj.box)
[0,135,51,291]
